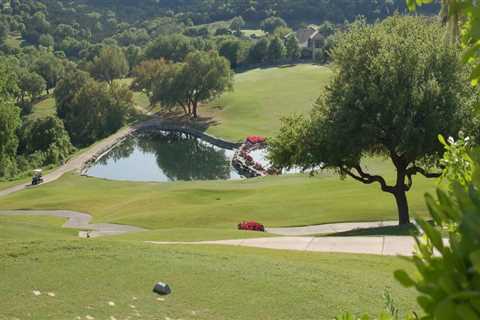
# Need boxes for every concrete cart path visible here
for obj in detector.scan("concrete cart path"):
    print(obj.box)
[0,210,145,237]
[148,236,417,256]
[266,220,399,236]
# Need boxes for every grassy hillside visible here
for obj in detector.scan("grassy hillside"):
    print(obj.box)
[0,240,418,319]
[0,163,435,241]
[0,216,77,240]
[204,64,333,141]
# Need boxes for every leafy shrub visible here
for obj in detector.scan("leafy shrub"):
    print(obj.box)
[394,150,480,319]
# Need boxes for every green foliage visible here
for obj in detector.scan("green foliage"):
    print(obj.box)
[16,69,46,103]
[260,17,288,33]
[133,51,233,118]
[56,68,133,146]
[144,34,195,62]
[0,104,21,178]
[218,38,251,68]
[18,116,74,166]
[393,152,480,319]
[268,16,471,224]
[230,16,245,33]
[248,37,269,63]
[0,61,21,178]
[89,46,129,84]
[180,50,234,117]
[438,134,473,189]
[33,53,64,93]
[267,36,286,63]
[408,0,480,85]
[285,34,301,61]
[38,33,54,48]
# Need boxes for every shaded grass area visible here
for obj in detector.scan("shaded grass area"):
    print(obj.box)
[0,216,77,240]
[0,240,418,319]
[203,64,333,141]
[320,224,419,237]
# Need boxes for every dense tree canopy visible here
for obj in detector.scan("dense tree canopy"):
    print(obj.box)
[89,46,129,84]
[269,16,474,225]
[56,67,133,146]
[0,62,21,178]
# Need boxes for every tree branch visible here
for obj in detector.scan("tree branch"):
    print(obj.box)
[341,165,395,193]
[406,166,443,179]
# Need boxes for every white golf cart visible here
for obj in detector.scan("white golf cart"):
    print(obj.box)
[32,169,44,185]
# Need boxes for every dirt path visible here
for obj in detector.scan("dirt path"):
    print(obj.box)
[148,236,417,256]
[0,210,145,237]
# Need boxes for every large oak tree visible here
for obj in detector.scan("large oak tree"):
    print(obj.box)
[132,50,233,118]
[268,16,474,225]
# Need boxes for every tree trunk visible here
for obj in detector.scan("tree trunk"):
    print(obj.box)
[192,101,198,118]
[393,189,410,225]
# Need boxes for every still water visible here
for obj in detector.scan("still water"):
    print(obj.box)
[86,132,243,182]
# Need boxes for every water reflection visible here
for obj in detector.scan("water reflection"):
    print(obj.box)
[88,131,242,182]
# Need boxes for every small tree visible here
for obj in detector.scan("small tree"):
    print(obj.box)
[248,38,270,63]
[230,16,245,34]
[90,46,129,84]
[34,54,64,94]
[260,17,287,34]
[132,59,182,109]
[132,51,233,118]
[178,50,234,118]
[268,16,472,225]
[219,39,250,69]
[38,33,54,48]
[17,70,46,102]
[285,34,301,62]
[267,36,286,63]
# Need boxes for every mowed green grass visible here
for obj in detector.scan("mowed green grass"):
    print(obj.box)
[204,64,333,141]
[0,240,419,320]
[0,216,77,240]
[0,160,436,241]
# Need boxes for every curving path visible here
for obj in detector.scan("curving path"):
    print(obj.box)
[0,210,145,238]
[147,236,417,256]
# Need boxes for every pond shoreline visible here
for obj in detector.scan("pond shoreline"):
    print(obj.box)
[81,119,243,176]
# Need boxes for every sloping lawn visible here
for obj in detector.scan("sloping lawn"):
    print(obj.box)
[204,64,333,141]
[0,165,436,240]
[0,240,418,320]
[0,216,77,240]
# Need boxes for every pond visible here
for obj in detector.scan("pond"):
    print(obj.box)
[86,131,243,182]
